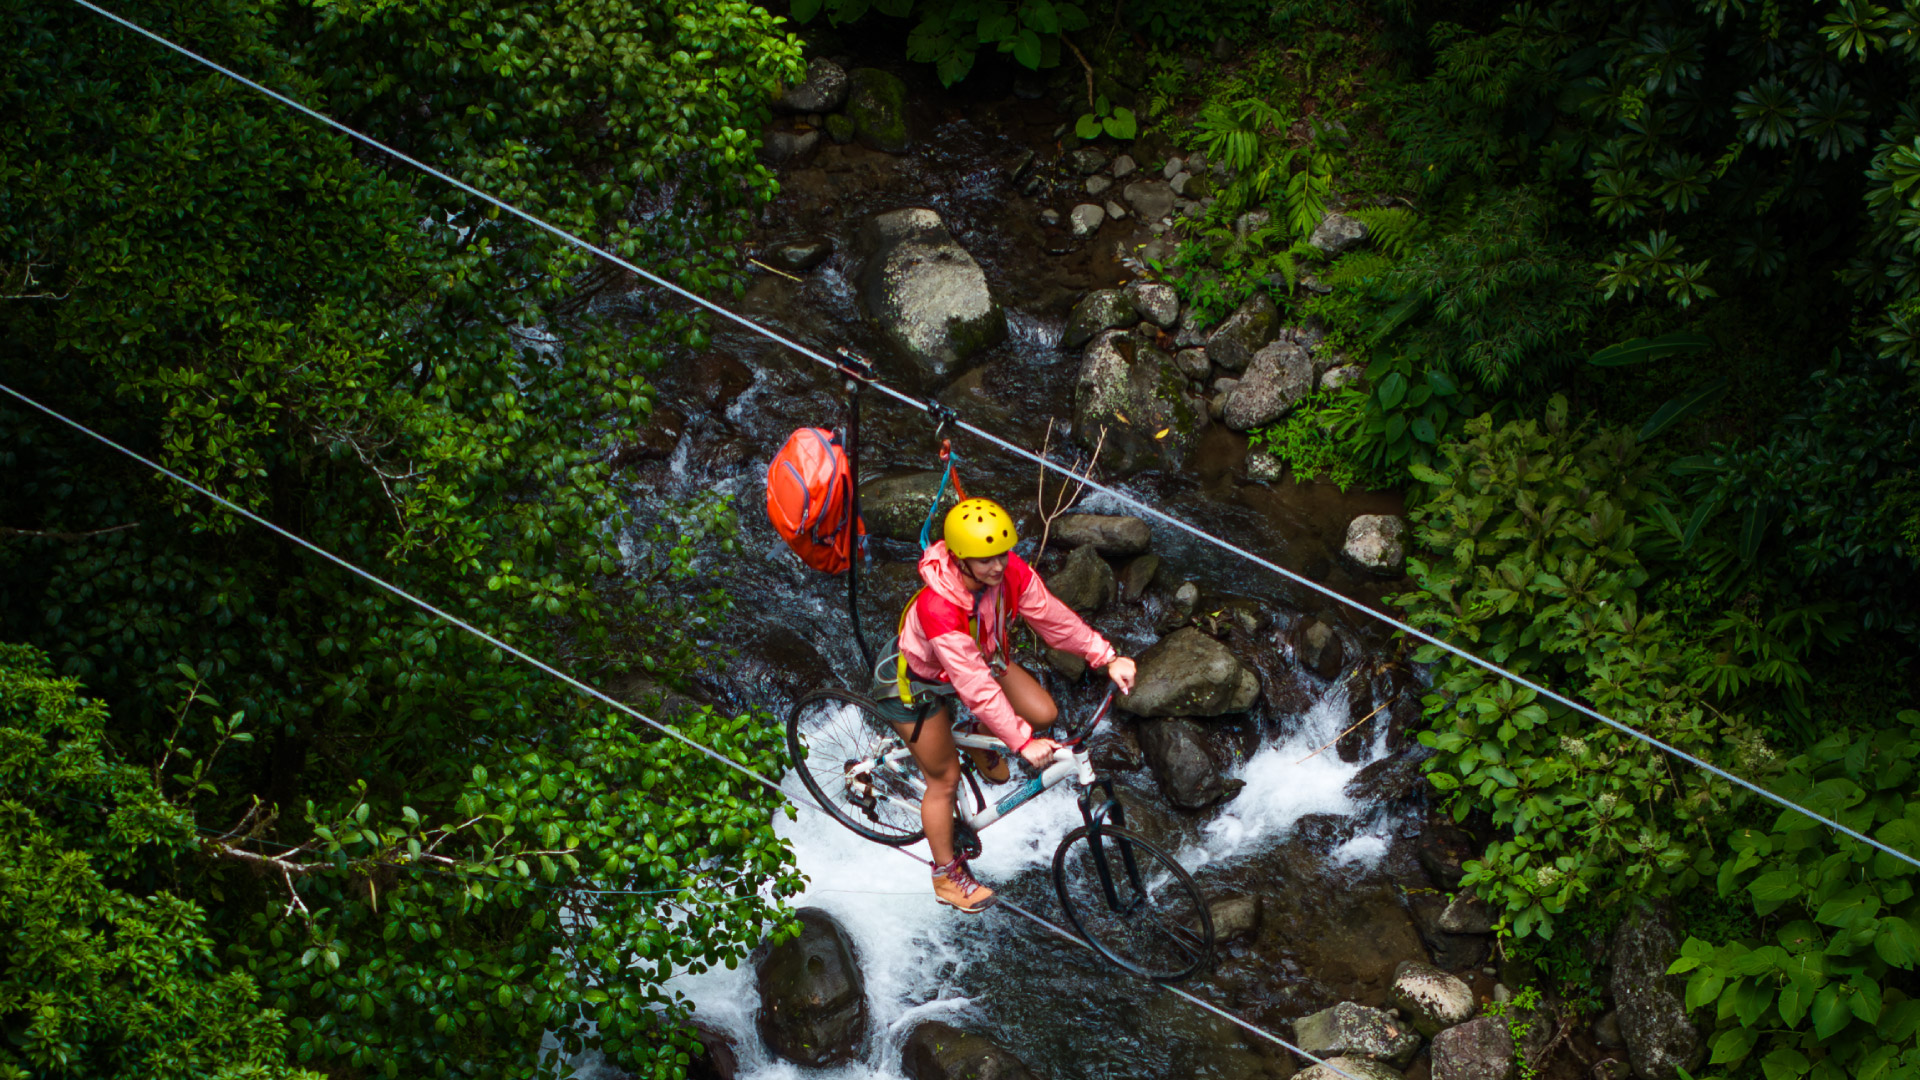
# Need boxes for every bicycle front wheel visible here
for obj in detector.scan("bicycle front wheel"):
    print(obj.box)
[786,687,926,846]
[1052,824,1214,982]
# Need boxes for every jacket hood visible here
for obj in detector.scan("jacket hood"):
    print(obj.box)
[917,541,976,608]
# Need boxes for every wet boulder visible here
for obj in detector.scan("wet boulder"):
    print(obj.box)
[1323,364,1365,392]
[1294,1002,1422,1068]
[758,129,820,167]
[846,68,911,152]
[1392,960,1477,1036]
[859,209,1007,376]
[1049,513,1151,556]
[1048,543,1116,613]
[1223,340,1315,431]
[1405,888,1492,972]
[778,57,850,113]
[1061,289,1138,350]
[1122,627,1260,718]
[1344,515,1408,577]
[1431,1017,1513,1080]
[1204,293,1280,373]
[763,237,835,274]
[1137,717,1244,809]
[901,1021,1042,1080]
[1073,328,1210,474]
[1309,211,1369,256]
[1118,553,1161,601]
[1045,647,1088,682]
[1415,819,1478,889]
[859,471,960,542]
[686,1020,739,1080]
[754,908,868,1066]
[1294,618,1345,679]
[1610,903,1704,1080]
[1439,892,1494,935]
[1126,281,1182,328]
[1297,1057,1405,1080]
[1208,893,1263,943]
[1069,203,1106,237]
[1343,749,1434,808]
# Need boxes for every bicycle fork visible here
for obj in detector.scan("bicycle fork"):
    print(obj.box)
[1079,781,1149,912]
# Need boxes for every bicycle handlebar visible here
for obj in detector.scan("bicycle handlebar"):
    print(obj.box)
[1059,687,1117,748]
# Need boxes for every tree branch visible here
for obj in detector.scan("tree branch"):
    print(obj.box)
[0,523,141,542]
[1060,34,1097,109]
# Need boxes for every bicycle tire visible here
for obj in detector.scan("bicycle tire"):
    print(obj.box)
[786,687,927,846]
[1052,824,1214,982]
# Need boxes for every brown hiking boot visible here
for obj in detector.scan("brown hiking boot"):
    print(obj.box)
[932,856,997,913]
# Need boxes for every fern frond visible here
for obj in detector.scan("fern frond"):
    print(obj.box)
[1348,207,1424,258]
[1324,252,1397,287]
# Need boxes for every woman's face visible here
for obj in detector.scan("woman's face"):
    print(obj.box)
[959,553,1008,588]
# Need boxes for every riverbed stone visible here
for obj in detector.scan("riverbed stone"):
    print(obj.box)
[1295,1002,1422,1068]
[763,237,835,274]
[758,129,820,166]
[1223,340,1315,431]
[901,1021,1041,1080]
[859,471,960,542]
[754,908,868,1066]
[1062,289,1138,350]
[1049,543,1116,613]
[1086,175,1113,197]
[1123,626,1259,717]
[1049,513,1151,556]
[1209,893,1262,942]
[1205,293,1280,373]
[1137,717,1244,809]
[1070,203,1106,237]
[1322,364,1365,391]
[1309,211,1370,256]
[1105,199,1128,221]
[1431,1017,1512,1080]
[1297,1057,1406,1080]
[778,57,850,113]
[1294,618,1344,679]
[1070,147,1109,174]
[1111,153,1136,178]
[858,208,1007,376]
[1123,179,1177,221]
[1343,515,1408,577]
[825,112,856,144]
[1073,327,1209,474]
[1174,347,1210,379]
[1611,903,1704,1080]
[846,68,911,152]
[1119,553,1160,601]
[1392,960,1477,1037]
[1126,281,1182,328]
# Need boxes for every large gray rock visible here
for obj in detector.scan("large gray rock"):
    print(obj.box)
[1204,293,1280,373]
[1049,514,1151,556]
[1126,282,1181,327]
[1343,515,1408,577]
[1293,1001,1421,1067]
[1209,893,1262,942]
[859,471,960,542]
[1137,717,1244,809]
[1118,553,1161,601]
[1309,211,1369,256]
[1069,203,1106,237]
[1294,618,1344,679]
[1072,327,1209,475]
[1062,289,1138,350]
[1392,959,1476,1037]
[1296,1057,1405,1080]
[1439,891,1494,935]
[859,209,1007,375]
[1223,340,1315,431]
[1432,1017,1513,1080]
[757,129,820,166]
[755,908,868,1066]
[1322,364,1365,391]
[901,1021,1041,1080]
[1611,904,1704,1080]
[1123,179,1177,221]
[1048,544,1116,613]
[1122,627,1259,718]
[778,57,850,113]
[846,68,910,152]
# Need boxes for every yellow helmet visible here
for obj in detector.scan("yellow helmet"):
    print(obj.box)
[944,498,1018,559]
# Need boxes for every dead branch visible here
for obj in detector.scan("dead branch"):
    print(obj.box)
[0,523,141,542]
[1293,700,1391,765]
[1034,420,1108,553]
[2,260,71,301]
[1060,34,1098,109]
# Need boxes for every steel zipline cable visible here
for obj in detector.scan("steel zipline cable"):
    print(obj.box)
[63,0,1919,876]
[0,381,1363,1080]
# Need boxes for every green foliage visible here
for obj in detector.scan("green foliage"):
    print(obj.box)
[0,2,805,1076]
[793,0,1089,85]
[1075,93,1138,141]
[1124,0,1272,45]
[1248,388,1393,491]
[0,643,322,1080]
[1479,985,1547,1080]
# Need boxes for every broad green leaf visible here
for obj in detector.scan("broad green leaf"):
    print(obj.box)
[1779,978,1810,1026]
[1686,971,1726,1009]
[1589,331,1713,366]
[1640,377,1730,440]
[1075,114,1102,140]
[1710,1026,1757,1064]
[1874,916,1920,967]
[1749,870,1802,904]
[1427,368,1460,396]
[1378,371,1410,409]
[1762,1047,1810,1080]
[1851,975,1884,1023]
[1012,28,1042,69]
[791,0,823,20]
[1811,984,1852,1038]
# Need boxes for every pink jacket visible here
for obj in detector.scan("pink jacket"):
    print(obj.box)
[898,541,1117,749]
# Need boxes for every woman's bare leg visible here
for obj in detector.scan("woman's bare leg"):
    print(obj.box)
[892,705,959,866]
[995,663,1059,732]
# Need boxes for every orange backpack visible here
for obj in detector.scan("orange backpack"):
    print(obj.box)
[767,427,866,574]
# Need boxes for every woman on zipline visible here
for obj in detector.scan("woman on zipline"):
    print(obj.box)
[881,497,1136,913]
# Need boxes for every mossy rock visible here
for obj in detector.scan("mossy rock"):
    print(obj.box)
[846,68,910,153]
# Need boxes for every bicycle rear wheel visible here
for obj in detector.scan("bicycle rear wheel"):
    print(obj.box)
[787,687,926,846]
[1052,824,1214,982]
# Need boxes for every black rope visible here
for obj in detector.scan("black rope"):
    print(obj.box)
[844,377,876,676]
